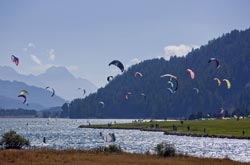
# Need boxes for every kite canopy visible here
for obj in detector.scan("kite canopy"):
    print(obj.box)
[99,101,105,108]
[109,60,124,72]
[208,58,220,69]
[223,79,231,89]
[18,94,26,104]
[124,92,132,100]
[160,74,177,79]
[78,88,86,95]
[187,69,195,79]
[11,55,19,66]
[168,81,174,88]
[193,88,199,94]
[160,74,178,91]
[167,88,175,94]
[107,76,114,82]
[134,72,143,77]
[140,93,146,100]
[213,77,221,86]
[46,86,55,97]
[19,90,28,95]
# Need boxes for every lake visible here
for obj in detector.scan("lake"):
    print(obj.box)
[0,118,249,162]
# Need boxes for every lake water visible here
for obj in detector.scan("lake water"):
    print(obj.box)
[0,118,249,163]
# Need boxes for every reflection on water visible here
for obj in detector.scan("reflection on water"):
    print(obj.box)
[0,118,249,162]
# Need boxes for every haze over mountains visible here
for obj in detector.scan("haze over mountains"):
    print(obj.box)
[0,79,65,110]
[0,66,97,101]
[37,66,97,100]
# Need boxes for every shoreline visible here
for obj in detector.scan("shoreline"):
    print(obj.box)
[79,124,250,140]
[163,131,250,140]
[0,116,37,118]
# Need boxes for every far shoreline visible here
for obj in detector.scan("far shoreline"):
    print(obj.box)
[79,118,250,140]
[79,125,250,140]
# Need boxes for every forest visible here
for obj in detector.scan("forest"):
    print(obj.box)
[63,28,250,119]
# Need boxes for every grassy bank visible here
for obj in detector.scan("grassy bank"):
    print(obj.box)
[79,118,250,139]
[0,149,247,165]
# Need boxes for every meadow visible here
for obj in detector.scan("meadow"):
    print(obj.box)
[0,149,247,165]
[79,118,250,138]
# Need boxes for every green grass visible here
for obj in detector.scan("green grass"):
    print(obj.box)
[79,118,250,138]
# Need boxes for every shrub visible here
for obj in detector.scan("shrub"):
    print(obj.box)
[103,144,122,153]
[155,142,176,157]
[144,150,151,155]
[0,130,30,149]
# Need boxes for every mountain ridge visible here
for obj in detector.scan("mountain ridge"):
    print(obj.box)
[0,66,97,100]
[0,79,66,110]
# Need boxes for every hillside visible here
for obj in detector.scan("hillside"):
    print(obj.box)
[0,95,44,110]
[0,80,65,110]
[67,28,250,119]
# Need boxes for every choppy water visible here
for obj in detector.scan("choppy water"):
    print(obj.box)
[0,118,250,163]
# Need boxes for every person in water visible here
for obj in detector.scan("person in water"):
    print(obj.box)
[43,137,46,143]
[104,133,116,142]
[111,133,116,141]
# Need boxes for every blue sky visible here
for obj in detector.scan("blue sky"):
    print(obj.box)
[0,0,250,87]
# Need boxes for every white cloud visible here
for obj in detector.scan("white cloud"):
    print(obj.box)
[125,58,141,69]
[29,54,52,73]
[30,64,52,74]
[30,54,42,65]
[47,49,56,61]
[22,42,35,52]
[66,65,78,71]
[164,44,199,60]
[28,42,36,48]
[130,58,141,64]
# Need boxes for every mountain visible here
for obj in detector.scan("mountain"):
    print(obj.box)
[0,79,65,110]
[0,66,97,101]
[67,28,250,119]
[0,66,45,87]
[37,66,97,101]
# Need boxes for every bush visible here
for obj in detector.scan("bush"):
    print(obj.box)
[103,144,122,153]
[0,130,30,149]
[155,142,176,157]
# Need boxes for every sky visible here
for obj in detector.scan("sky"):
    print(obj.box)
[0,0,250,87]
